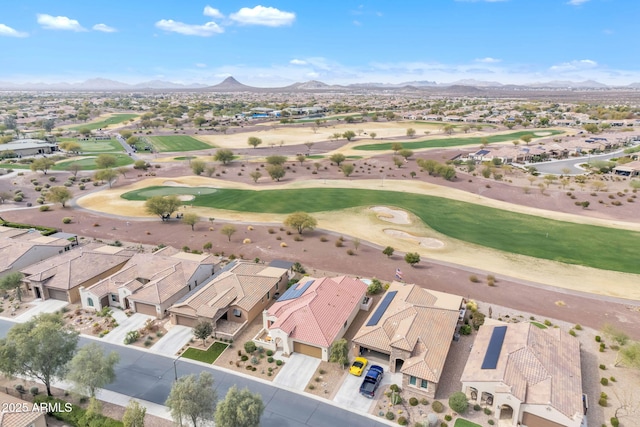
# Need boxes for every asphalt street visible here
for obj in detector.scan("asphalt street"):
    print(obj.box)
[0,319,389,427]
[531,149,627,175]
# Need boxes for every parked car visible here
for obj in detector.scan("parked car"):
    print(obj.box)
[349,357,368,376]
[359,365,384,398]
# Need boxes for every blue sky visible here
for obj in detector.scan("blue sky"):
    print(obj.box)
[0,0,638,86]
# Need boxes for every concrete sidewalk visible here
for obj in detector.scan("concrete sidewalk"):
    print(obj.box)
[273,353,321,391]
[101,313,153,344]
[150,325,193,357]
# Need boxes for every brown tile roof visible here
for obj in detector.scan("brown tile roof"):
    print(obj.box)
[460,321,583,419]
[20,243,133,290]
[353,282,462,383]
[169,262,287,319]
[0,392,44,427]
[267,276,367,347]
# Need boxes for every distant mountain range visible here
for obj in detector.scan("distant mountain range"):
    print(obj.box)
[0,76,638,91]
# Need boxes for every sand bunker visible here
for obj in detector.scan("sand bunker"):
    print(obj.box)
[384,229,445,249]
[534,131,552,136]
[177,195,195,201]
[370,206,411,224]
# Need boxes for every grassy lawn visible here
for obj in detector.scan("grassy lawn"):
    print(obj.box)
[307,155,325,159]
[0,163,30,169]
[59,137,124,153]
[531,321,548,329]
[131,186,218,198]
[454,419,482,427]
[181,342,229,364]
[53,154,134,171]
[70,114,138,131]
[353,130,564,151]
[146,135,212,152]
[122,186,640,274]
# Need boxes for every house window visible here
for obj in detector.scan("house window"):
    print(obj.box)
[409,376,417,386]
[111,294,117,302]
[420,379,428,389]
[87,298,94,307]
[276,282,279,290]
[409,376,428,390]
[233,309,241,318]
[267,291,270,300]
[344,320,348,329]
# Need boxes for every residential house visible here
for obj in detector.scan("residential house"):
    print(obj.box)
[20,243,135,303]
[168,261,289,338]
[79,247,219,318]
[613,160,640,177]
[352,282,463,398]
[262,276,368,360]
[0,226,74,276]
[0,392,47,427]
[0,139,58,158]
[460,320,585,427]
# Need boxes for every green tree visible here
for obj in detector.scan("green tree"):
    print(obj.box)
[382,246,394,257]
[329,338,349,368]
[0,312,79,396]
[204,165,216,177]
[215,385,264,427]
[191,159,206,175]
[437,165,456,181]
[284,212,317,235]
[443,124,455,135]
[144,194,182,220]
[520,134,533,145]
[266,164,286,181]
[249,171,262,183]
[393,156,404,168]
[341,163,355,177]
[182,213,199,231]
[247,136,262,149]
[66,343,119,398]
[406,128,416,138]
[404,252,420,267]
[78,127,92,136]
[59,141,81,153]
[193,321,213,346]
[94,168,118,188]
[214,149,234,165]
[134,160,149,170]
[418,158,440,175]
[46,186,73,207]
[117,166,129,178]
[30,158,55,175]
[448,391,469,414]
[166,372,217,427]
[391,142,403,153]
[123,400,146,427]
[126,136,139,146]
[194,116,206,127]
[583,123,600,134]
[329,153,346,166]
[266,155,287,166]
[119,130,133,139]
[398,149,414,160]
[43,118,56,133]
[221,224,237,242]
[0,272,24,301]
[367,278,383,294]
[369,132,377,139]
[0,191,12,204]
[343,130,356,141]
[95,154,117,169]
[296,154,306,165]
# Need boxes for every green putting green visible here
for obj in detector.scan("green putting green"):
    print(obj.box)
[146,135,212,152]
[121,186,640,274]
[53,154,134,171]
[132,187,218,198]
[71,114,138,131]
[353,130,564,151]
[59,138,124,153]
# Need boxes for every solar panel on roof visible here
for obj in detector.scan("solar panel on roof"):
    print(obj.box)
[276,279,314,302]
[481,325,507,370]
[366,291,397,327]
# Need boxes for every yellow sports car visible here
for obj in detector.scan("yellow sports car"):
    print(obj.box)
[349,357,368,376]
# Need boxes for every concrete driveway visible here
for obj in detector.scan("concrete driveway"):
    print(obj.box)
[150,325,193,356]
[273,353,321,391]
[102,313,154,345]
[14,299,69,322]
[333,364,402,412]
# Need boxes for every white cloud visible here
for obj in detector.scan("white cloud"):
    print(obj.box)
[475,57,501,63]
[203,6,224,18]
[229,6,295,27]
[155,19,223,36]
[195,63,207,68]
[0,23,28,38]
[37,14,86,31]
[290,59,307,65]
[353,20,362,26]
[550,59,598,72]
[567,0,589,5]
[92,23,117,33]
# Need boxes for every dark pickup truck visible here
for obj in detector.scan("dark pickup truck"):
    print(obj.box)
[359,365,384,398]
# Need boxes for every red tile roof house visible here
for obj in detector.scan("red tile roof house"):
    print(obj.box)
[168,261,289,339]
[260,276,368,360]
[79,247,220,318]
[0,226,74,276]
[460,320,585,427]
[20,243,135,303]
[0,391,47,427]
[352,282,463,399]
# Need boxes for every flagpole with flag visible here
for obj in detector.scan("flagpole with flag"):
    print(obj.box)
[395,268,403,281]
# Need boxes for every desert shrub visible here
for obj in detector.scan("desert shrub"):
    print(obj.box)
[544,319,552,326]
[124,330,139,345]
[610,376,616,382]
[398,416,408,425]
[276,359,283,366]
[432,401,444,413]
[448,391,468,414]
[391,394,402,405]
[487,421,495,426]
[569,329,577,336]
[595,335,601,342]
[385,411,395,420]
[62,217,72,224]
[484,407,492,415]
[39,205,50,211]
[600,377,609,386]
[473,404,481,411]
[30,386,39,396]
[267,357,274,363]
[574,324,582,330]
[346,249,355,256]
[390,384,401,392]
[308,384,315,390]
[444,415,452,421]
[469,274,479,283]
[459,325,472,335]
[241,355,249,362]
[598,397,607,407]
[409,397,419,406]
[599,364,606,370]
[266,349,273,356]
[611,417,620,427]
[335,240,343,247]
[420,398,429,405]
[244,341,257,354]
